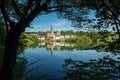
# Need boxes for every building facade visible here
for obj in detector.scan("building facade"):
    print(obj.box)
[46,26,61,40]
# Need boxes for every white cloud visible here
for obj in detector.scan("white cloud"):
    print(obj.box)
[53,20,71,27]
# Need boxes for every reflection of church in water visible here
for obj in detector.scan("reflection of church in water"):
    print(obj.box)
[45,42,74,56]
[46,43,61,56]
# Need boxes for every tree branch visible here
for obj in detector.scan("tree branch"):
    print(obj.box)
[47,5,73,9]
[41,0,51,8]
[0,0,4,8]
[23,0,34,15]
[35,0,41,7]
[100,0,120,23]
[114,19,120,38]
[15,0,52,30]
[45,9,59,13]
[12,0,24,19]
[0,0,14,27]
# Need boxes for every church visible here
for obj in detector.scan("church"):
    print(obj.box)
[46,26,61,40]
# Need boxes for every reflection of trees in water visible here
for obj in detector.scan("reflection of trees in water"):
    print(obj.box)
[12,56,46,80]
[42,42,89,51]
[12,57,27,80]
[62,56,120,80]
[38,38,120,52]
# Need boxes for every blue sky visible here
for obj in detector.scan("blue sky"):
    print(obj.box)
[25,13,75,32]
[25,10,97,32]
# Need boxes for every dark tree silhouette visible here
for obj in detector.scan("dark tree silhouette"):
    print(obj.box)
[0,0,120,80]
[59,0,120,38]
[0,0,74,80]
[62,56,120,80]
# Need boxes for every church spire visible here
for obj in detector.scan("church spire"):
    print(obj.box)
[51,26,54,32]
[51,25,54,33]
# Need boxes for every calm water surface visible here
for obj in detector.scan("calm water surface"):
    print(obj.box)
[18,44,119,80]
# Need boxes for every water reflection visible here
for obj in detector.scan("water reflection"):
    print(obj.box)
[15,42,120,80]
[39,42,75,55]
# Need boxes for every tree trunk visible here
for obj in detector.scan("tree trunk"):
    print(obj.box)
[0,29,21,80]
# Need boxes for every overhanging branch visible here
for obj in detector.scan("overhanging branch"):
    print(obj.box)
[35,0,41,7]
[23,0,34,15]
[47,5,73,10]
[0,0,14,27]
[15,0,52,30]
[100,0,120,23]
[12,0,24,19]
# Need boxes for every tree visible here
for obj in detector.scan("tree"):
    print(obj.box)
[0,20,5,71]
[58,0,120,37]
[0,0,119,80]
[0,0,76,80]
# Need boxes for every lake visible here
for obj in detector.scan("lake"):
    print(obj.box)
[17,42,120,80]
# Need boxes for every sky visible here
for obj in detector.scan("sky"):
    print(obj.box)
[25,10,113,32]
[25,10,97,32]
[25,13,75,32]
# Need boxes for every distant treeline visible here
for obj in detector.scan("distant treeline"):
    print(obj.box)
[0,28,120,55]
[26,30,75,36]
[24,30,120,51]
[63,31,119,50]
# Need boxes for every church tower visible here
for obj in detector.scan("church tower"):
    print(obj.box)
[51,25,54,34]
